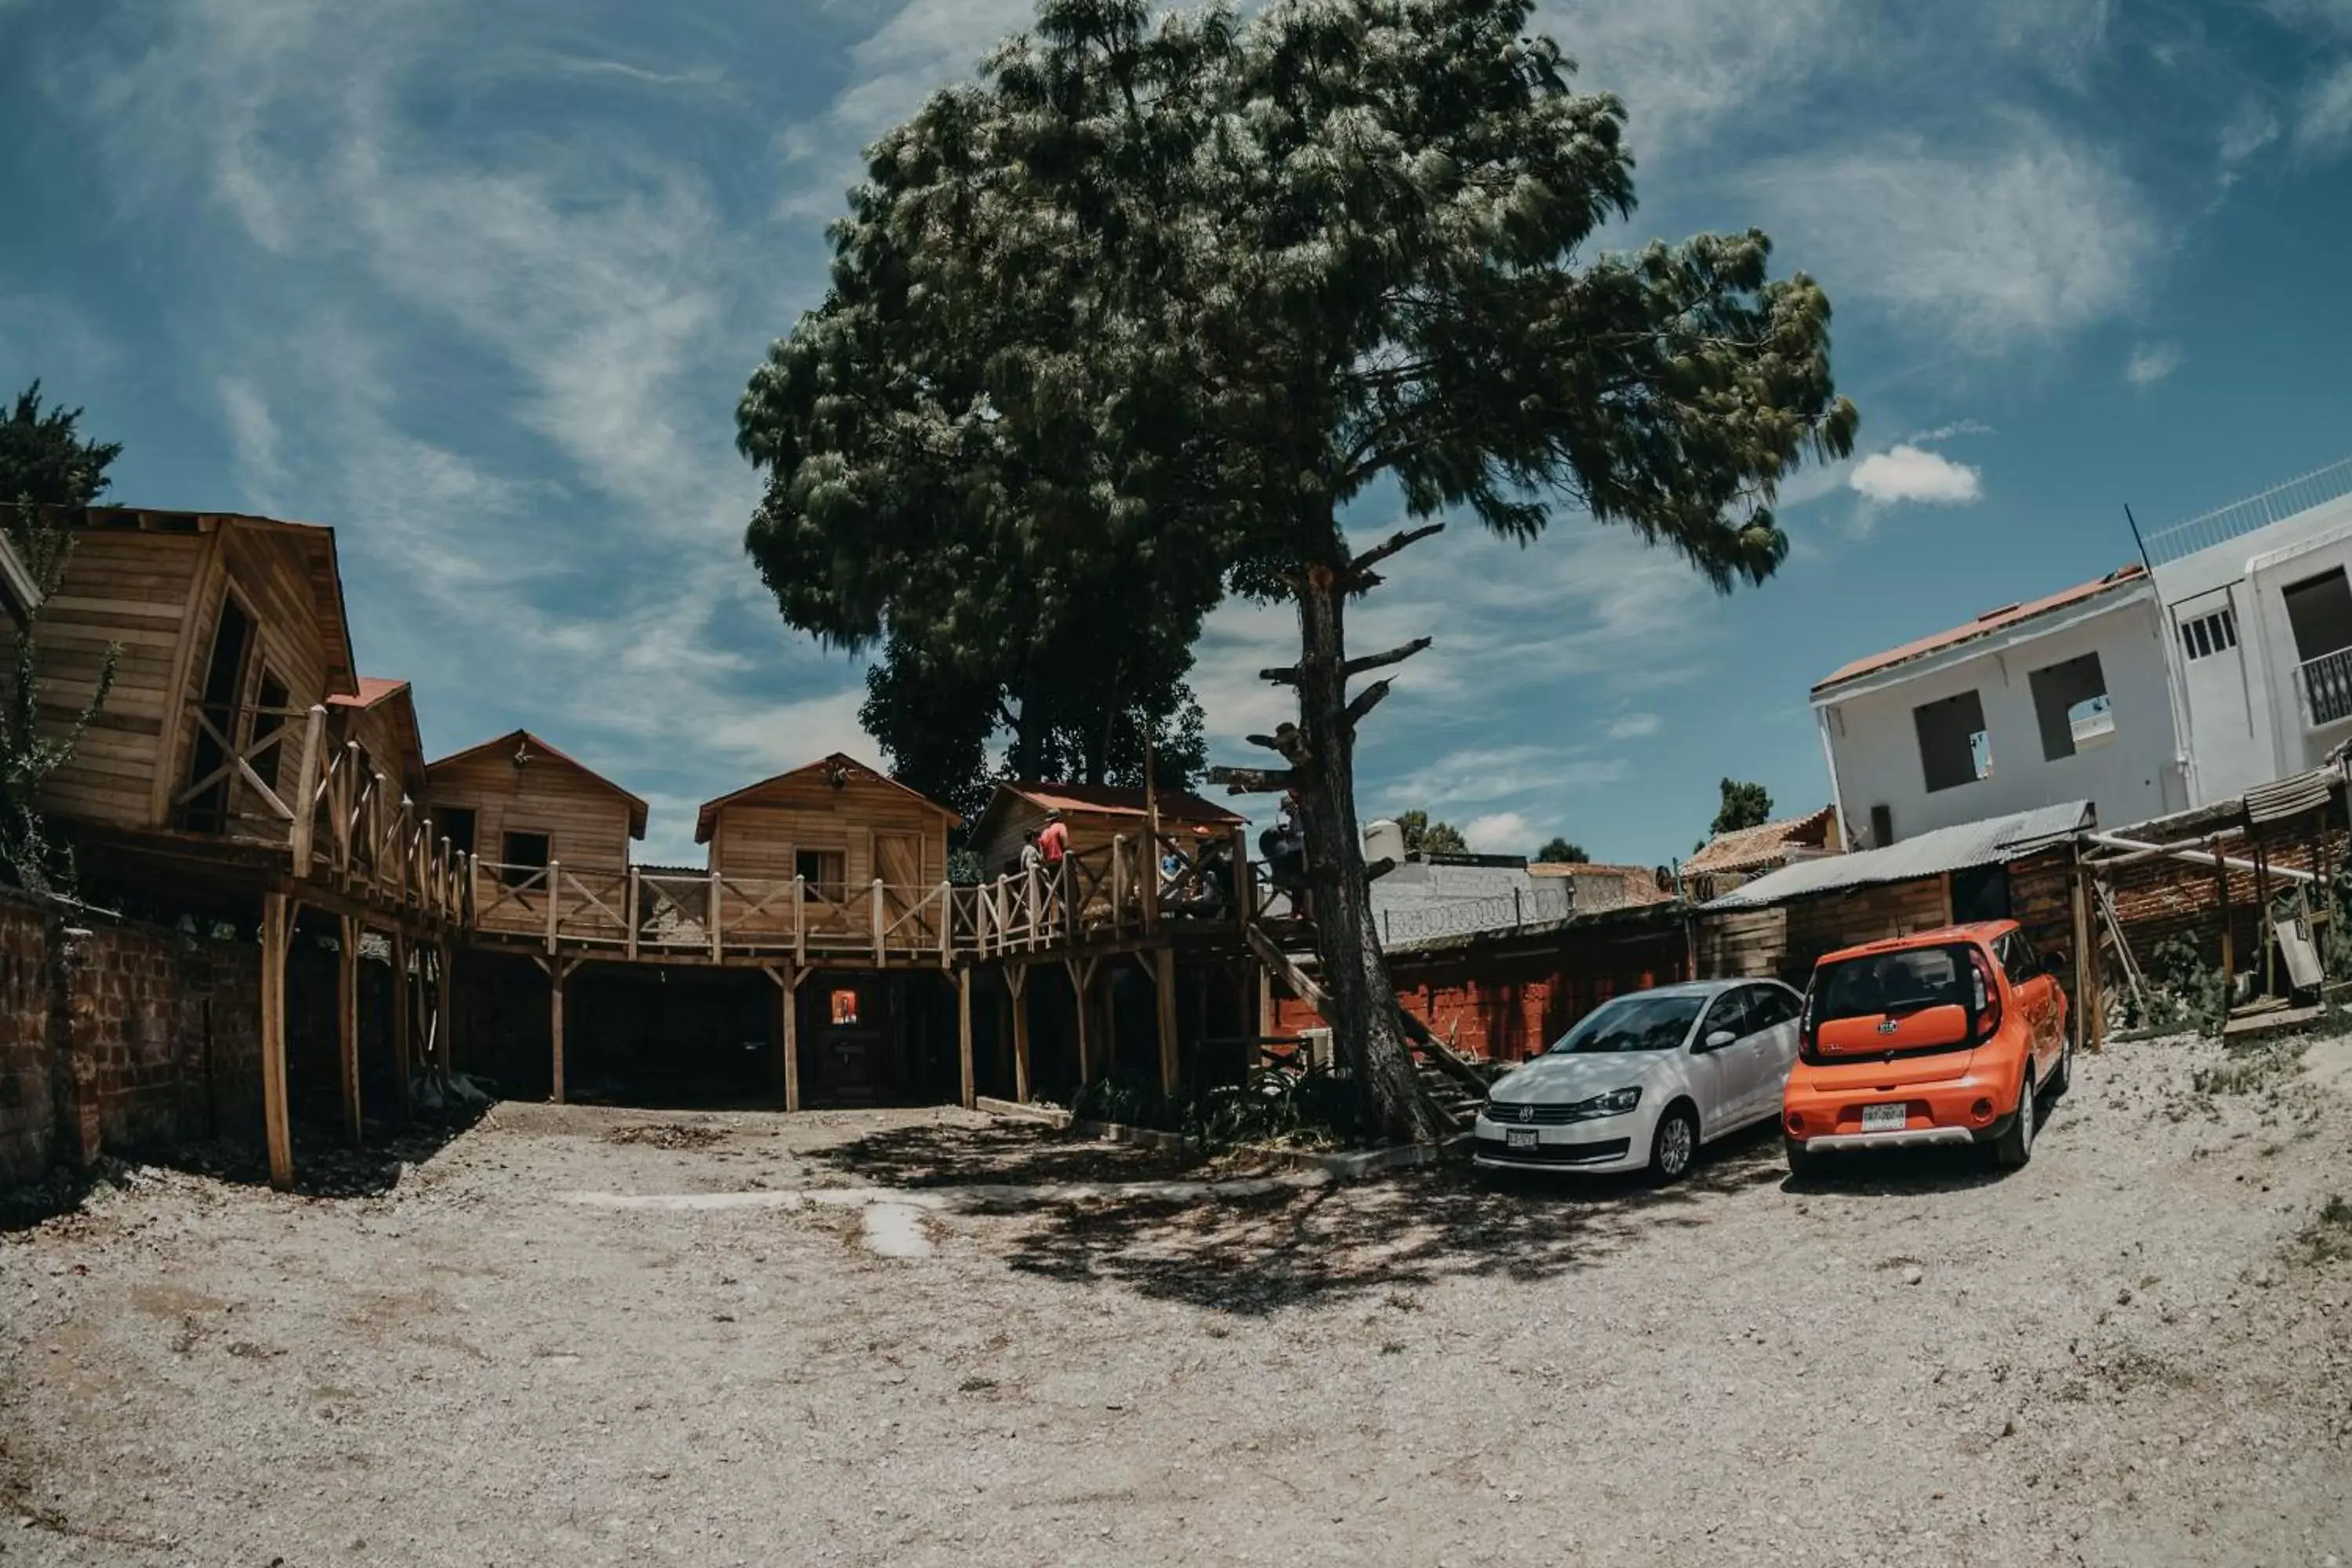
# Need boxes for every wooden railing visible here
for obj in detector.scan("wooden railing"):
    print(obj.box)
[464,823,1260,964]
[176,702,474,931]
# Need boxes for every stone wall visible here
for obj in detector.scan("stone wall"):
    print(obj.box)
[0,890,262,1187]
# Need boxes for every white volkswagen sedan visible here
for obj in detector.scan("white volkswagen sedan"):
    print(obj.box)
[1472,978,1803,1182]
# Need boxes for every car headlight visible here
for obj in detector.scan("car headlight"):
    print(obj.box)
[1566,1086,1641,1120]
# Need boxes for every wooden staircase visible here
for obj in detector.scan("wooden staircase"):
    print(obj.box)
[1244,918,1489,1135]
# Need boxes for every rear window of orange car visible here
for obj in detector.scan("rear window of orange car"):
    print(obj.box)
[1812,946,1973,1022]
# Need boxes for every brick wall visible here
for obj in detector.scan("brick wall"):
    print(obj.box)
[0,890,262,1187]
[1269,913,1690,1065]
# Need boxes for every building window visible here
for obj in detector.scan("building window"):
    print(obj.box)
[796,848,847,902]
[437,806,477,857]
[2029,652,2114,761]
[1867,804,1895,848]
[499,829,550,887]
[2283,568,2352,666]
[1914,690,1993,793]
[829,988,860,1026]
[2179,608,2238,660]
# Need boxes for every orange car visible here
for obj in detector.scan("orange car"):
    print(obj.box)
[1782,921,2071,1175]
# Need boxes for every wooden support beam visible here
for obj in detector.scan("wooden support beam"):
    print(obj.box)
[261,893,293,1190]
[287,706,326,877]
[872,877,887,964]
[2070,869,2101,1054]
[546,859,563,956]
[1064,956,1097,1084]
[766,964,801,1112]
[2216,845,2234,1000]
[434,940,455,1083]
[390,930,413,1128]
[1007,963,1032,1104]
[709,868,724,961]
[546,956,583,1104]
[956,967,975,1110]
[1152,946,1179,1099]
[337,914,362,1148]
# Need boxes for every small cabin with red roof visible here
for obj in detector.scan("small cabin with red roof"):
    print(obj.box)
[969,781,1248,878]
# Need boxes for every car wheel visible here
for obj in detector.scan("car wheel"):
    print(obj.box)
[1648,1103,1699,1185]
[1783,1135,1820,1180]
[1993,1065,2036,1170]
[2047,1027,2074,1098]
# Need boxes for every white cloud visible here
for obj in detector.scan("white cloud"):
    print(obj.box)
[2124,342,2183,387]
[1848,445,1985,506]
[2220,101,2282,176]
[1605,713,1662,740]
[2295,59,2352,153]
[1463,812,1533,854]
[1755,131,2161,352]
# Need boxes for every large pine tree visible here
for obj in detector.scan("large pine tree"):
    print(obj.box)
[739,0,1857,1142]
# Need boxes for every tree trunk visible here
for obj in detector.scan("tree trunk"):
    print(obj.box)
[1290,565,1446,1146]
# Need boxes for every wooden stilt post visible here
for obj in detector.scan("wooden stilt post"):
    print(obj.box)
[550,958,569,1104]
[434,939,455,1083]
[2216,845,2234,1009]
[1007,963,1032,1104]
[1152,946,1178,1099]
[2070,866,2097,1054]
[337,914,362,1148]
[390,929,413,1127]
[1065,957,1094,1085]
[626,865,641,962]
[768,964,801,1112]
[956,967,975,1109]
[261,893,293,1189]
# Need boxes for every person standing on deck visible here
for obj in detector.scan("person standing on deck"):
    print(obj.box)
[1018,829,1044,877]
[1036,811,1070,867]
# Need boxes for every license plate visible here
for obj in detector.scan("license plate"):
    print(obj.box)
[1861,1102,1908,1134]
[1506,1128,1539,1151]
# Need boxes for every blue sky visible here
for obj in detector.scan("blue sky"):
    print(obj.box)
[5,0,2352,866]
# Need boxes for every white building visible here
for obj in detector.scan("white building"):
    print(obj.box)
[1813,453,2352,845]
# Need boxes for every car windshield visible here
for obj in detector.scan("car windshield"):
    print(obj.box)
[1547,992,1707,1054]
[1813,946,1971,1022]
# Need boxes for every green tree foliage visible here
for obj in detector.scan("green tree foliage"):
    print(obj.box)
[1394,810,1467,857]
[737,0,1856,1141]
[1534,836,1588,864]
[1,383,123,893]
[1709,778,1775,839]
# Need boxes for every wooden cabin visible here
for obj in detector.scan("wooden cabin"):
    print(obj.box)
[327,677,426,803]
[695,754,957,956]
[971,782,1249,874]
[426,730,648,943]
[33,507,358,848]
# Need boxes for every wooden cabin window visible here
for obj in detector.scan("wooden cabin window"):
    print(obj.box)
[437,807,477,857]
[796,848,847,902]
[499,830,550,887]
[248,671,291,796]
[180,595,256,833]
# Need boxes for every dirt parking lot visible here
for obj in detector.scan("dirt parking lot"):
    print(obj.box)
[4,1029,2351,1566]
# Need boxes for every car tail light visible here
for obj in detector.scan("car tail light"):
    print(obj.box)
[1969,949,2003,1043]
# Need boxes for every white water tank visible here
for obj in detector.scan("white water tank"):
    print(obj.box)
[1363,818,1406,867]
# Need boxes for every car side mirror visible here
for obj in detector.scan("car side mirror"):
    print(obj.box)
[1701,1029,1736,1051]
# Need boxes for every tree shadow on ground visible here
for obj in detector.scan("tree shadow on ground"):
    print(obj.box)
[829,1114,1798,1316]
[813,1119,1214,1189]
[0,1104,490,1231]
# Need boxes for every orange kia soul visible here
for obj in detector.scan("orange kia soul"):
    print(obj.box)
[1782,921,2071,1176]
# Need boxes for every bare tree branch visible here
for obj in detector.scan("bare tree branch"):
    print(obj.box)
[1258,664,1301,685]
[1343,678,1392,729]
[1347,522,1445,579]
[1343,636,1432,677]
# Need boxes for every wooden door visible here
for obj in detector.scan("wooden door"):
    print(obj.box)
[876,832,925,947]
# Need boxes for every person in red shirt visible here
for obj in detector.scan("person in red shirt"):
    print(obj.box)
[1036,811,1070,866]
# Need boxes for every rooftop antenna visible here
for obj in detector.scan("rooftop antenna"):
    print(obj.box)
[2123,503,2154,577]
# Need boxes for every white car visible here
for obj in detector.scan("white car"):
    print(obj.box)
[1472,978,1804,1182]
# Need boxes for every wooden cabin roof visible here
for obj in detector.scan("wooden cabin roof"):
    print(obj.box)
[425,728,649,838]
[694,753,960,844]
[329,677,426,795]
[972,780,1247,848]
[72,506,361,699]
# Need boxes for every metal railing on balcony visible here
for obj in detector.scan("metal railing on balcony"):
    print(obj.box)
[2299,645,2352,729]
[2140,454,2352,568]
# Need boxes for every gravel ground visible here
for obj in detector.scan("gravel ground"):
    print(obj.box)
[4,1029,2352,1566]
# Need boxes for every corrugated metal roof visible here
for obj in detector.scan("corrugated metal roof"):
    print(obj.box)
[1700,800,2089,912]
